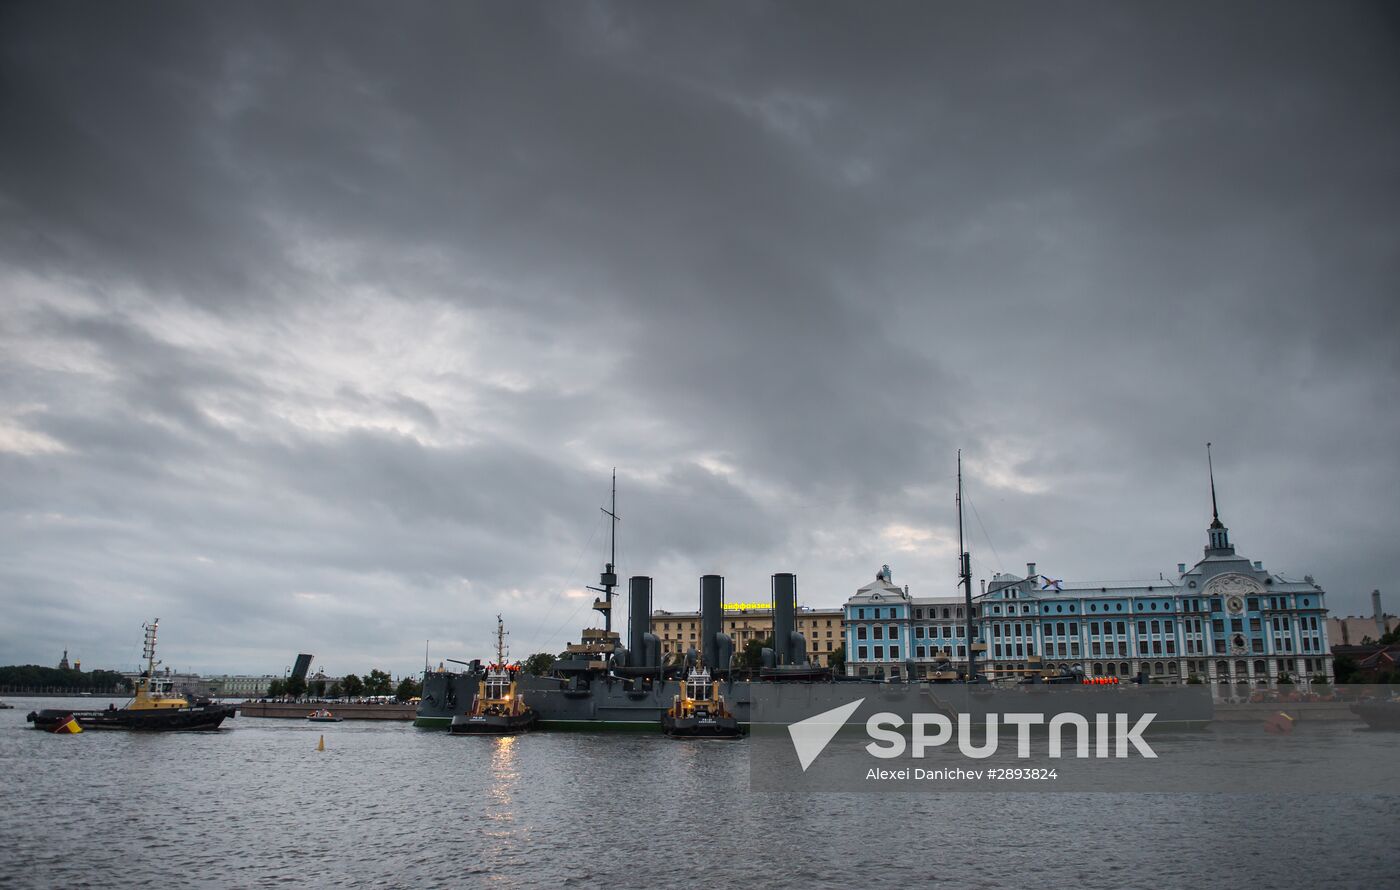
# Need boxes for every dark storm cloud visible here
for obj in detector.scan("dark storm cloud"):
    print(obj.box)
[1,1,1397,673]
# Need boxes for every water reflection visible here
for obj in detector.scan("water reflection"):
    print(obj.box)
[489,734,519,808]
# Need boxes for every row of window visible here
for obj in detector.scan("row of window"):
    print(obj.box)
[658,619,840,631]
[984,594,1318,617]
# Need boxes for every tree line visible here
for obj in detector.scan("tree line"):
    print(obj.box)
[265,668,422,701]
[0,664,133,693]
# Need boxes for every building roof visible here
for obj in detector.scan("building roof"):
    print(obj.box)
[1358,646,1400,669]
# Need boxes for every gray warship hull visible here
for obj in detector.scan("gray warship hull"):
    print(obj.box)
[417,670,833,731]
[415,668,484,728]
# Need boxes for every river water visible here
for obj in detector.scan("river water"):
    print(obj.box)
[2,697,1398,888]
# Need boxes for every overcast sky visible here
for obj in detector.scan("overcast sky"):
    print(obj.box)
[2,2,1397,677]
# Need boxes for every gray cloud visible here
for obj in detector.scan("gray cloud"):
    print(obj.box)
[1,1,1397,675]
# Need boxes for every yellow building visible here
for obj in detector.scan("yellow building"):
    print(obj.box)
[651,607,845,667]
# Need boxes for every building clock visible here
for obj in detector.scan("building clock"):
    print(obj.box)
[1226,595,1245,615]
[1231,633,1248,655]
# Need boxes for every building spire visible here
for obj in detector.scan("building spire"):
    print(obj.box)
[1204,443,1233,554]
[1207,442,1222,529]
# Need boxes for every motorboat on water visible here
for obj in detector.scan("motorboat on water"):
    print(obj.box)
[27,619,235,732]
[307,709,343,723]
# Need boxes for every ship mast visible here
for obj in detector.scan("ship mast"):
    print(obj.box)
[957,453,977,681]
[589,468,621,632]
[494,614,509,665]
[139,618,160,700]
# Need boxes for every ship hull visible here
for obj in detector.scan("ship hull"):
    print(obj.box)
[27,704,236,732]
[415,668,485,727]
[662,713,742,738]
[1352,701,1400,730]
[449,711,536,735]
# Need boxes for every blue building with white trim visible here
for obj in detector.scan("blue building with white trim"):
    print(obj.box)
[844,494,1334,688]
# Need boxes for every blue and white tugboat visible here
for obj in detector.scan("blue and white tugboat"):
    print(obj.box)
[449,617,536,735]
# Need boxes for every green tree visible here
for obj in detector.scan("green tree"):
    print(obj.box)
[365,669,393,696]
[328,682,343,699]
[521,652,556,676]
[1332,655,1360,684]
[395,676,422,701]
[310,679,326,698]
[284,675,307,698]
[266,678,286,698]
[828,644,845,674]
[739,636,773,670]
[340,673,364,697]
[0,665,133,693]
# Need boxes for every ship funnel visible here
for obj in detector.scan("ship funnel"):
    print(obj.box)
[772,573,806,666]
[628,576,655,668]
[700,574,733,673]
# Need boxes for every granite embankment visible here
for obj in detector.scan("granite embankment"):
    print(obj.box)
[237,701,416,720]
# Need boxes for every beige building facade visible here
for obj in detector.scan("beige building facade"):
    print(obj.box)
[652,607,845,667]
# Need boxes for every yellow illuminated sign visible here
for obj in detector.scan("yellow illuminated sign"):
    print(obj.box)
[723,602,771,611]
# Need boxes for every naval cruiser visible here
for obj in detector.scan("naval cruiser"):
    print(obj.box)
[418,569,827,729]
[417,473,832,730]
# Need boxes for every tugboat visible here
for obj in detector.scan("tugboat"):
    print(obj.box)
[26,619,235,732]
[662,667,742,738]
[307,708,343,723]
[449,616,536,735]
